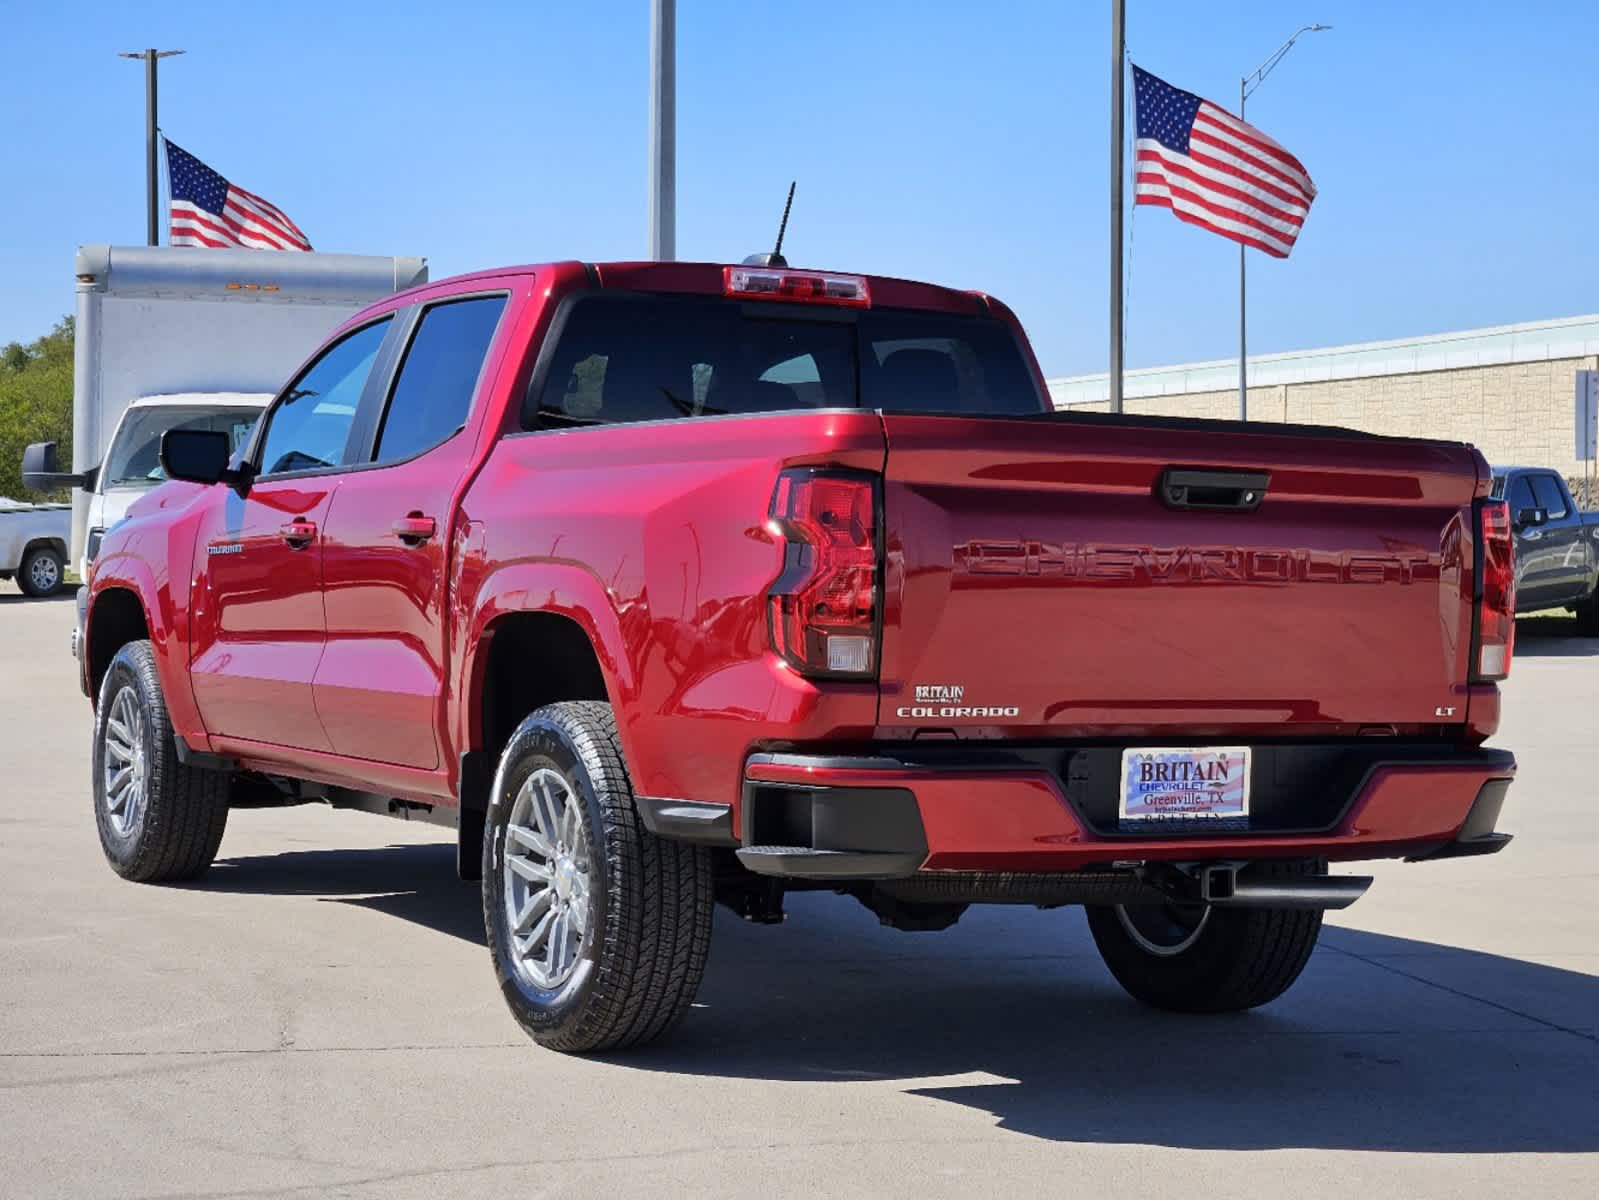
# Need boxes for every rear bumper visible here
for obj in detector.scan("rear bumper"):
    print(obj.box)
[723,746,1515,878]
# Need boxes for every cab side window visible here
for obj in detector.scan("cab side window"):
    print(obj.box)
[256,318,392,476]
[1506,475,1538,517]
[372,296,507,464]
[1529,473,1569,519]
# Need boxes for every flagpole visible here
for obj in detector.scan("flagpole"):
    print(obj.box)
[1238,78,1247,421]
[1237,23,1330,422]
[119,48,184,247]
[1109,0,1125,414]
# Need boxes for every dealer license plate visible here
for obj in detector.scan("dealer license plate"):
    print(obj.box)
[1119,746,1251,827]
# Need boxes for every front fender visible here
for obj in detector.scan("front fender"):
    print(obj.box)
[86,551,207,744]
[86,489,206,744]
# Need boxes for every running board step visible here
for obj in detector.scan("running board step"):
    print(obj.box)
[736,845,924,880]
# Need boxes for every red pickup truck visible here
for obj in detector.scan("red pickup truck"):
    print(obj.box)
[77,259,1518,1053]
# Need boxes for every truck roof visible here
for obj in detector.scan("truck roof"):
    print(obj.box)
[381,260,1003,319]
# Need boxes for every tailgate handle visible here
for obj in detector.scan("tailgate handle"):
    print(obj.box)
[1159,468,1270,513]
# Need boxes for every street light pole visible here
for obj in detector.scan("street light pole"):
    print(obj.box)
[1236,24,1328,420]
[119,48,185,247]
[648,0,676,260]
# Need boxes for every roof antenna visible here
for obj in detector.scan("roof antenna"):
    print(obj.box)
[742,181,795,267]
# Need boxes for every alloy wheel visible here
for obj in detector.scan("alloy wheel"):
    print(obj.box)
[29,554,60,593]
[502,768,591,990]
[102,685,148,838]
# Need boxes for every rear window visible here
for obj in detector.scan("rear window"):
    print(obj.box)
[527,294,1043,428]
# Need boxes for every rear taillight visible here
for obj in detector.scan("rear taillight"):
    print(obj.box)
[767,469,880,678]
[724,266,871,308]
[1473,498,1515,682]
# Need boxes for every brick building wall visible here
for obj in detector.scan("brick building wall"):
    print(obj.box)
[1058,355,1599,485]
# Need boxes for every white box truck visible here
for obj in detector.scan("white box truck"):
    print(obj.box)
[21,244,424,665]
[23,244,427,576]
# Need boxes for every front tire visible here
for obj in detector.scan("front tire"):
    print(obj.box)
[18,545,65,597]
[1574,593,1599,635]
[483,701,714,1053]
[93,640,229,881]
[1087,860,1323,1012]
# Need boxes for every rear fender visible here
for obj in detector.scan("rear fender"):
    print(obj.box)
[455,561,636,764]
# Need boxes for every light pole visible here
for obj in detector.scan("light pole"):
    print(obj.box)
[1237,24,1328,420]
[648,0,675,260]
[118,48,185,247]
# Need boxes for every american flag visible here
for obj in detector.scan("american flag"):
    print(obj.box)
[165,139,313,252]
[1132,66,1315,259]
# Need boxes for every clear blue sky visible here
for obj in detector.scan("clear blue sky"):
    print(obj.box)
[3,1,1595,378]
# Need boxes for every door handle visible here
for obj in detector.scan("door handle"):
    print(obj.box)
[392,514,437,546]
[280,518,317,548]
[1520,529,1543,542]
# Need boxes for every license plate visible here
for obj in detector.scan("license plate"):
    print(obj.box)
[1119,746,1251,827]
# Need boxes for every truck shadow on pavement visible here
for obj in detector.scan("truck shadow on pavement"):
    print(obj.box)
[1514,615,1599,656]
[197,841,487,944]
[199,842,1599,1153]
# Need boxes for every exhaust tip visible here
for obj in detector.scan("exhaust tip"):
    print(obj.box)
[1218,871,1373,911]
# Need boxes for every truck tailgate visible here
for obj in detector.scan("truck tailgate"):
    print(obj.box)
[878,414,1482,737]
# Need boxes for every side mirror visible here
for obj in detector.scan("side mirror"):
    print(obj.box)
[1515,506,1548,529]
[21,441,94,493]
[160,429,244,487]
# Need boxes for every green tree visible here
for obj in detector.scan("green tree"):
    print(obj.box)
[0,316,74,501]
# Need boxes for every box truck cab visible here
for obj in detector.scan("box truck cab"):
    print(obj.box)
[78,393,267,577]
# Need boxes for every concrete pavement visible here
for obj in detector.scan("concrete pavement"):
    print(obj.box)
[1,583,1595,1198]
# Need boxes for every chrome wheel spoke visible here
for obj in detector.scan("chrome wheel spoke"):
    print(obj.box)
[106,767,132,811]
[568,879,589,936]
[548,910,570,976]
[514,886,554,936]
[536,777,563,845]
[515,904,557,958]
[507,853,552,885]
[507,823,554,861]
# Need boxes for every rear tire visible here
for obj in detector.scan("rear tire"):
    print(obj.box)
[18,545,64,597]
[92,640,229,881]
[1087,860,1323,1012]
[483,701,714,1053]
